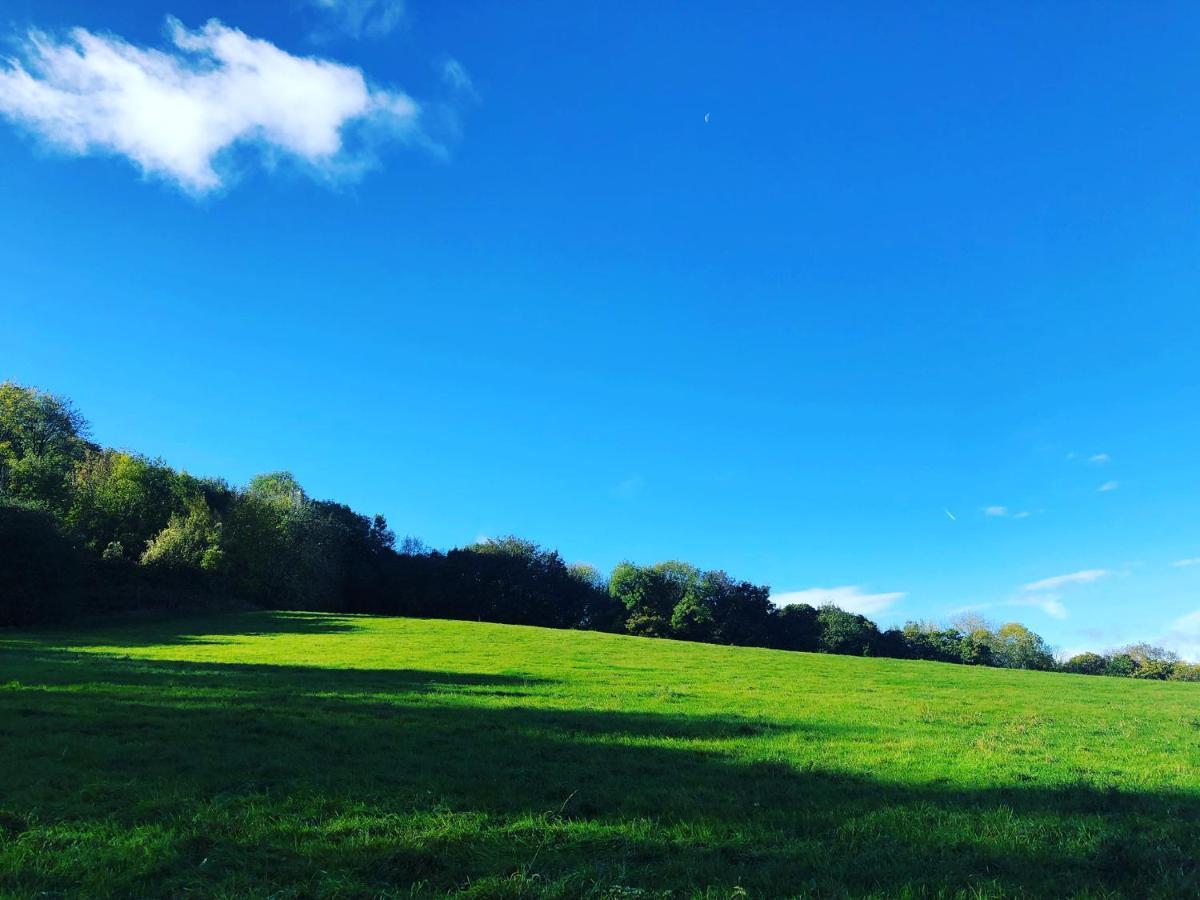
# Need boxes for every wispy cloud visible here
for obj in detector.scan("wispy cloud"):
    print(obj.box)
[943,508,957,521]
[771,586,906,616]
[1013,593,1068,619]
[1158,609,1200,662]
[1022,569,1111,592]
[1088,453,1110,464]
[308,0,406,38]
[441,57,476,97]
[960,569,1112,623]
[982,505,1032,519]
[1171,558,1200,568]
[0,18,422,194]
[1097,480,1120,492]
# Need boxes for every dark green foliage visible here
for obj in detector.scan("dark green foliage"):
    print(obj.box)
[817,604,881,655]
[1064,652,1109,675]
[773,602,821,651]
[0,502,82,625]
[1107,653,1137,677]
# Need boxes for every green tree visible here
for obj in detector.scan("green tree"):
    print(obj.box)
[141,502,223,571]
[65,451,194,556]
[0,382,91,508]
[817,605,880,655]
[993,622,1055,670]
[773,603,821,652]
[1062,652,1108,675]
[609,560,701,637]
[1122,643,1178,680]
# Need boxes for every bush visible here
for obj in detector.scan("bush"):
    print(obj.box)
[1063,652,1108,676]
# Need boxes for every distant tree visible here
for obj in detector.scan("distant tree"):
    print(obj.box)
[958,631,994,666]
[141,502,223,572]
[876,626,909,659]
[772,603,821,652]
[65,451,195,555]
[1062,652,1108,676]
[1121,643,1179,680]
[1170,662,1200,682]
[1105,653,1136,677]
[610,560,700,637]
[817,605,880,656]
[0,382,92,508]
[900,621,966,663]
[568,563,625,632]
[992,622,1055,670]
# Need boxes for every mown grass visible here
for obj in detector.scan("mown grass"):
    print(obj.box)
[0,611,1197,898]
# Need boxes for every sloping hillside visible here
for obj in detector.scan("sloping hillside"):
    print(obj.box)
[1,612,1197,897]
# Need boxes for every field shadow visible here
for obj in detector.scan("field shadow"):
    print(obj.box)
[0,646,1197,897]
[0,610,363,649]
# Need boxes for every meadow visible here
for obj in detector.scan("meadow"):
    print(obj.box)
[0,611,1197,898]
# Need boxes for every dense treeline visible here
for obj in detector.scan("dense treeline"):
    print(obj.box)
[2,382,1196,680]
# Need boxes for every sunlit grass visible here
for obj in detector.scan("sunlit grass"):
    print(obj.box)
[1,611,1197,897]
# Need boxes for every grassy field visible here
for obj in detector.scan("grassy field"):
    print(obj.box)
[0,612,1197,898]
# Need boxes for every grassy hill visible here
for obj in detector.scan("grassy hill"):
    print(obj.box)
[0,612,1197,897]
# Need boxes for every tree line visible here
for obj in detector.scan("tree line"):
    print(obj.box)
[2,382,1196,681]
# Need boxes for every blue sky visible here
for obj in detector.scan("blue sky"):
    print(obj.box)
[2,1,1198,657]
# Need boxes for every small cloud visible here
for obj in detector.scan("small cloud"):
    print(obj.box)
[1158,608,1200,662]
[943,508,957,521]
[1012,510,1031,519]
[1171,558,1200,568]
[1022,569,1111,592]
[308,0,406,38]
[1097,480,1120,492]
[983,506,1008,517]
[0,18,424,194]
[1014,593,1068,620]
[1088,453,1110,464]
[960,592,1070,621]
[441,57,476,97]
[771,586,906,616]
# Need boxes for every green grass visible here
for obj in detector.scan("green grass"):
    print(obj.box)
[1,612,1197,898]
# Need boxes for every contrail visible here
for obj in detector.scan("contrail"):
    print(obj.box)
[943,508,957,521]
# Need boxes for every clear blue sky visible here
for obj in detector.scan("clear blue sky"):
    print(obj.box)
[2,1,1198,657]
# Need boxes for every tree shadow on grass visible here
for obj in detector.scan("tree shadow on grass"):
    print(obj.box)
[0,647,1197,898]
[0,609,364,649]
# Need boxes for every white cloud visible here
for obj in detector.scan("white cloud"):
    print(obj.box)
[0,18,421,193]
[1170,558,1200,568]
[1158,609,1200,662]
[771,586,906,616]
[1022,569,1111,592]
[982,505,1034,519]
[1097,480,1120,492]
[441,57,476,96]
[309,0,406,38]
[956,592,1070,622]
[1013,593,1068,620]
[1088,453,1111,464]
